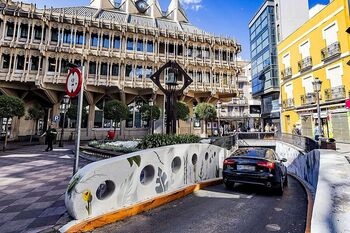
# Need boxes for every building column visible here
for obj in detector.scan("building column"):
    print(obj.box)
[87,104,95,138]
[120,91,127,139]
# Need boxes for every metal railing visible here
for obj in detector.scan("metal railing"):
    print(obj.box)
[282,98,294,109]
[321,42,341,61]
[298,56,313,72]
[301,93,317,105]
[281,67,292,79]
[211,132,318,153]
[325,85,346,101]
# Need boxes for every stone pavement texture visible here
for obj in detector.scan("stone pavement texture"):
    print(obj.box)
[0,145,89,233]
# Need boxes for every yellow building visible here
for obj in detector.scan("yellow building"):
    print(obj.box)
[278,0,350,142]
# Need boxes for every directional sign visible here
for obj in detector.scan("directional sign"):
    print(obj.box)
[65,67,82,97]
[53,115,60,122]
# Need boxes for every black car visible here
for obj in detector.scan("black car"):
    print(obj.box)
[223,148,288,195]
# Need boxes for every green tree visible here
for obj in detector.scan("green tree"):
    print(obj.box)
[194,103,217,137]
[27,105,45,143]
[140,104,161,123]
[104,100,129,136]
[66,104,88,120]
[0,95,25,151]
[175,101,190,134]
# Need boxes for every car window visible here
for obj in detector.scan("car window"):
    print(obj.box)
[231,149,267,158]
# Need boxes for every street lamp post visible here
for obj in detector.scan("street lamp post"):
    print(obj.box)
[149,98,154,134]
[149,61,193,135]
[217,101,222,137]
[59,95,70,148]
[313,78,323,140]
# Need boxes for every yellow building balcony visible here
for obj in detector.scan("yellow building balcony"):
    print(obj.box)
[321,42,341,62]
[300,93,317,106]
[281,67,292,80]
[282,98,295,110]
[324,85,346,101]
[298,56,313,73]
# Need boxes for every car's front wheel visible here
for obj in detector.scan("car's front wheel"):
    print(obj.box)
[276,178,284,196]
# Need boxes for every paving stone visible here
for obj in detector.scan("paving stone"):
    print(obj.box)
[0,218,35,233]
[0,212,19,224]
[12,209,44,220]
[10,197,41,206]
[39,206,67,217]
[1,204,31,213]
[27,215,61,229]
[24,201,55,211]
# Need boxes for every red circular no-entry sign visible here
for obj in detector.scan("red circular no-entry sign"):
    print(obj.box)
[65,67,82,97]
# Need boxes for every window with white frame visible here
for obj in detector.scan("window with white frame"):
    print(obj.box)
[323,22,338,46]
[302,76,314,94]
[282,53,290,68]
[299,40,310,59]
[326,64,343,88]
[285,83,293,99]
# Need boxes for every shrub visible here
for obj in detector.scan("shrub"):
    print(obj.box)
[138,134,201,149]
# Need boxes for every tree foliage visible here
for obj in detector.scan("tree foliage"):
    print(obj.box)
[140,104,161,122]
[104,100,129,132]
[66,104,88,120]
[176,101,190,121]
[194,103,217,122]
[28,105,45,121]
[0,95,25,119]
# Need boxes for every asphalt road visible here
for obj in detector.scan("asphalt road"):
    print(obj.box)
[92,176,307,233]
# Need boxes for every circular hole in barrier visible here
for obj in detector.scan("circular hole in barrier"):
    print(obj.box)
[140,165,155,185]
[214,152,217,157]
[205,152,209,161]
[171,157,182,173]
[96,180,115,200]
[192,154,198,165]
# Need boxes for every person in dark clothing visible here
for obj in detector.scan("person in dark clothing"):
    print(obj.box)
[42,125,58,152]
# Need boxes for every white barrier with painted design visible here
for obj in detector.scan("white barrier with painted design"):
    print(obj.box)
[65,144,229,220]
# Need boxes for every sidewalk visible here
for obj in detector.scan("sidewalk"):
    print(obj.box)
[0,145,90,233]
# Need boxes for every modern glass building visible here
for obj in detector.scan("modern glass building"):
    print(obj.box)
[249,0,309,129]
[249,0,280,128]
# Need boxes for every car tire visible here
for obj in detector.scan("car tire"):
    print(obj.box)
[276,178,284,196]
[224,181,235,190]
[284,175,288,187]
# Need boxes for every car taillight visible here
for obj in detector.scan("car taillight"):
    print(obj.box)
[257,161,275,169]
[224,159,236,165]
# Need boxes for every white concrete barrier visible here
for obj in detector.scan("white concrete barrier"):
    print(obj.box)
[65,144,229,220]
[276,141,350,233]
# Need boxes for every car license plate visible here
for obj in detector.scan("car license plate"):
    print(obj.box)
[237,165,255,171]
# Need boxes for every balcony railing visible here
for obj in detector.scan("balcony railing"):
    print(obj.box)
[321,42,341,61]
[282,98,294,109]
[301,93,317,105]
[325,85,346,101]
[281,67,292,79]
[298,56,313,72]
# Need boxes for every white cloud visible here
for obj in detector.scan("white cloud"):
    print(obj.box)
[180,0,203,11]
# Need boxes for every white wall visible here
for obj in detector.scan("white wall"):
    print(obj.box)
[65,143,229,220]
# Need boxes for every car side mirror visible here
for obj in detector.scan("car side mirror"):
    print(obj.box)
[281,158,287,163]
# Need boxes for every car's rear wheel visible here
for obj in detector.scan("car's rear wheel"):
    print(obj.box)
[224,179,235,190]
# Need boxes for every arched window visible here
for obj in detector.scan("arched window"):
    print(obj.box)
[126,97,147,128]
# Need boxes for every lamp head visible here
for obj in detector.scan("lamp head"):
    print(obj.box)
[312,78,322,92]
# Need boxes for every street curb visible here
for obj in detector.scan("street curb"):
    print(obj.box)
[288,173,314,233]
[60,178,223,233]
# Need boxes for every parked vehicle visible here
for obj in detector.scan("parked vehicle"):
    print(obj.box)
[223,148,288,195]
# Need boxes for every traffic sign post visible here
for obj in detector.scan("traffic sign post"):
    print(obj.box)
[65,65,84,175]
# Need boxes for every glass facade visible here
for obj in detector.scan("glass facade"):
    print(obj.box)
[249,5,279,96]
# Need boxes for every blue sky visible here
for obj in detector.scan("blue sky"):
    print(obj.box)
[23,0,330,60]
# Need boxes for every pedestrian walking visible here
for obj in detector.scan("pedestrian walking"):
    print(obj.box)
[314,123,322,141]
[41,125,58,152]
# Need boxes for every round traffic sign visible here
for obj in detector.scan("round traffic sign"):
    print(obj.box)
[65,67,82,97]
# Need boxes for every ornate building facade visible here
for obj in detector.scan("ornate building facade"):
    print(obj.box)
[0,0,241,140]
